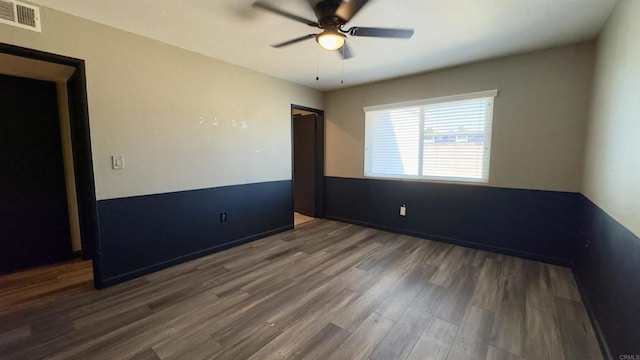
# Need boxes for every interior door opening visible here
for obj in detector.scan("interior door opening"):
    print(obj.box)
[0,43,100,289]
[291,105,324,227]
[0,73,75,273]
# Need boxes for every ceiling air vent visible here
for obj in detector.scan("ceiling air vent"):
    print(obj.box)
[0,0,40,32]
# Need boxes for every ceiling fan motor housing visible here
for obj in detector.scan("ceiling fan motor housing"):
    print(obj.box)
[314,0,346,29]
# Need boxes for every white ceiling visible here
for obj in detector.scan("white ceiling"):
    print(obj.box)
[31,0,617,91]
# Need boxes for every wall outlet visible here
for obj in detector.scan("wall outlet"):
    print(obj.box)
[400,205,406,216]
[220,212,227,223]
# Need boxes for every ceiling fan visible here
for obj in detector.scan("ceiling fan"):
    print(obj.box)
[253,0,414,59]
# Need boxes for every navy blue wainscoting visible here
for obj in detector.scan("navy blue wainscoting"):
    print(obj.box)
[94,180,292,287]
[574,196,640,359]
[325,176,583,266]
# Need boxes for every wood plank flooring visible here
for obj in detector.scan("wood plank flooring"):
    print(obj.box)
[0,219,602,360]
[294,212,314,226]
[0,259,93,317]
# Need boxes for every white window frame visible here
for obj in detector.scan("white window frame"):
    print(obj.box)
[364,90,497,183]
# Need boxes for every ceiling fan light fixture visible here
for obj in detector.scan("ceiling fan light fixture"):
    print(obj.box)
[316,29,346,51]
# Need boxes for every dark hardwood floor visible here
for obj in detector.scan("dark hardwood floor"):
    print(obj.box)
[0,220,602,359]
[0,259,93,317]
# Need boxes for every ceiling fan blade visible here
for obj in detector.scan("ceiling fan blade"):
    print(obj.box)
[340,42,353,59]
[272,34,317,48]
[253,1,319,27]
[335,0,370,22]
[348,27,414,38]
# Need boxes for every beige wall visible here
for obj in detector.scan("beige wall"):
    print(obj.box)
[583,0,640,237]
[325,42,595,192]
[0,7,322,200]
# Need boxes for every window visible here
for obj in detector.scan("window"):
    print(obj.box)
[364,90,497,183]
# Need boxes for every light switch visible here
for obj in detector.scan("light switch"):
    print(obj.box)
[112,155,125,170]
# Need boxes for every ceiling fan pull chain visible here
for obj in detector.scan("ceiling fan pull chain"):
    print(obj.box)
[316,49,320,81]
[341,47,345,85]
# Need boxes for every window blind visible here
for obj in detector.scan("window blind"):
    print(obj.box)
[364,90,496,183]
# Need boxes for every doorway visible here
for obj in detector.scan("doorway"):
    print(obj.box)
[291,105,324,227]
[0,74,73,272]
[0,43,99,286]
